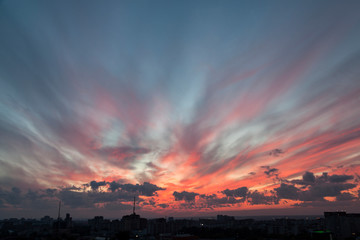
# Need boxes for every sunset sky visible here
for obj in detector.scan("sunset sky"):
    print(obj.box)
[1,0,360,219]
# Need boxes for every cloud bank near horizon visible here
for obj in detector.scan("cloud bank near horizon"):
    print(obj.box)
[1,171,359,217]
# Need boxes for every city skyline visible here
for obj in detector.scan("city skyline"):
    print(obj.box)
[1,0,360,219]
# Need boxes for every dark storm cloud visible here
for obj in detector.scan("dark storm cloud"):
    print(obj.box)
[302,171,316,183]
[57,188,135,208]
[108,181,123,192]
[88,180,165,196]
[0,180,165,210]
[276,172,358,203]
[90,180,107,191]
[221,187,248,198]
[173,191,199,202]
[199,194,245,208]
[58,184,154,209]
[305,172,354,185]
[301,183,356,201]
[328,174,354,183]
[173,187,278,208]
[247,190,278,205]
[291,172,326,186]
[104,182,164,196]
[274,183,300,200]
[120,182,165,196]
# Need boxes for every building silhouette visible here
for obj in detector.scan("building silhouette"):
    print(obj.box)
[120,197,146,231]
[324,211,360,240]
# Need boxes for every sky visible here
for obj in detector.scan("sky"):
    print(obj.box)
[0,0,360,219]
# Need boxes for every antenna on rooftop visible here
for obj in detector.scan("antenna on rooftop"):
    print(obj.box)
[56,200,61,233]
[58,200,61,220]
[133,196,136,214]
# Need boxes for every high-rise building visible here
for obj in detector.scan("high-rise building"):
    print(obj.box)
[324,211,360,240]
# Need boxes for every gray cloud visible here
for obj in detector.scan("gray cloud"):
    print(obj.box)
[277,172,358,203]
[199,194,245,208]
[247,190,278,205]
[0,187,22,205]
[58,189,91,208]
[89,180,165,197]
[275,183,300,200]
[302,171,316,183]
[0,188,57,210]
[108,181,123,192]
[262,166,279,177]
[158,203,169,208]
[329,174,354,183]
[120,182,165,197]
[0,180,165,211]
[336,192,357,201]
[173,191,199,202]
[90,181,107,191]
[269,149,284,157]
[301,183,356,201]
[221,187,248,198]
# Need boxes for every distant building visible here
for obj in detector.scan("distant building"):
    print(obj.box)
[88,216,111,231]
[121,213,147,231]
[147,218,166,235]
[324,211,360,240]
[65,213,73,228]
[120,197,147,232]
[40,216,53,226]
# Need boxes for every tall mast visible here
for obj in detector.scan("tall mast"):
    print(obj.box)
[58,200,61,220]
[57,200,61,233]
[133,196,135,214]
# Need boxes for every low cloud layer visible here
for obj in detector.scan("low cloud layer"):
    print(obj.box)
[0,181,165,212]
[276,172,357,202]
[0,171,359,217]
[173,191,199,202]
[221,187,248,198]
[170,171,359,210]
